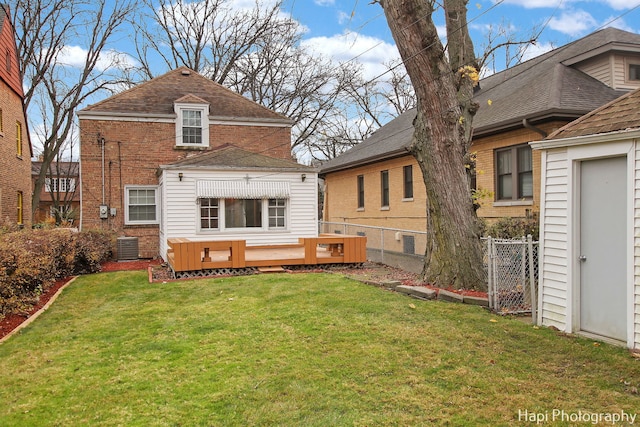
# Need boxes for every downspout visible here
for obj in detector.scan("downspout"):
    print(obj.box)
[522,118,548,138]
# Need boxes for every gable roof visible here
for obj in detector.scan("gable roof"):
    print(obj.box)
[320,27,640,174]
[32,161,79,176]
[161,145,315,172]
[545,87,640,140]
[79,67,291,124]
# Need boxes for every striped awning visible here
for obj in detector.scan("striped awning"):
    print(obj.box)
[196,180,290,199]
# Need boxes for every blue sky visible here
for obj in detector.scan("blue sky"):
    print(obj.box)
[278,0,640,79]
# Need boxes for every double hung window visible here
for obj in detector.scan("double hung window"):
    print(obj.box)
[496,145,533,201]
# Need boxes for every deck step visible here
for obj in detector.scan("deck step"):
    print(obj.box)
[258,266,286,273]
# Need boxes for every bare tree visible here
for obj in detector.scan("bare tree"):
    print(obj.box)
[13,0,136,220]
[379,0,486,290]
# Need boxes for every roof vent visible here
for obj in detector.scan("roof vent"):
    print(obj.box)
[181,69,191,76]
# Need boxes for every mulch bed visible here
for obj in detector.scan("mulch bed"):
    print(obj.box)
[1,259,487,341]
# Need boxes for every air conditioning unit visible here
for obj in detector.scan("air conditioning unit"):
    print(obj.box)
[117,237,139,260]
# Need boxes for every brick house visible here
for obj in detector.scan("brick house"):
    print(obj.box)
[320,28,640,234]
[31,161,80,224]
[0,5,32,227]
[78,67,317,259]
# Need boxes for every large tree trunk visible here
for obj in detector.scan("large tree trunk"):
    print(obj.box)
[381,0,485,290]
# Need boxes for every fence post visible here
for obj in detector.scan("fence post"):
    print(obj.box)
[521,236,527,307]
[487,237,494,310]
[528,234,536,324]
[380,228,385,263]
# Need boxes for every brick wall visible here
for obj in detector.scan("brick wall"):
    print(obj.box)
[323,154,428,232]
[79,118,291,258]
[0,79,31,226]
[472,121,567,221]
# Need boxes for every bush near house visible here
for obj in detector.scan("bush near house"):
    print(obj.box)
[482,217,540,240]
[0,228,114,319]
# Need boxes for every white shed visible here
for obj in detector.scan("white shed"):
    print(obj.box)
[157,145,318,259]
[531,88,640,349]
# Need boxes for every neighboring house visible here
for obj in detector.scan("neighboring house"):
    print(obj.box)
[0,5,32,227]
[31,161,80,224]
[78,67,317,259]
[531,87,640,349]
[320,28,640,232]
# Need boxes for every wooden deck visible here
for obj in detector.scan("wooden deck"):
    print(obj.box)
[166,234,367,273]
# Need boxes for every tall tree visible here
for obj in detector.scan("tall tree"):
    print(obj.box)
[132,0,364,158]
[13,0,136,221]
[379,0,485,290]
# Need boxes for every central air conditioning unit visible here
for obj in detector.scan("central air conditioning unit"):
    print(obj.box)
[116,237,139,260]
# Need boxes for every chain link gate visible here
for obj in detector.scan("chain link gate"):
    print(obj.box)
[485,236,538,317]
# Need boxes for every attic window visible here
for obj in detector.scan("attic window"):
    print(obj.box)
[174,102,209,148]
[630,63,640,81]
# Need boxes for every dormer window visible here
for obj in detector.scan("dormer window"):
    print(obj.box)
[174,98,210,148]
[630,63,640,81]
[182,109,203,144]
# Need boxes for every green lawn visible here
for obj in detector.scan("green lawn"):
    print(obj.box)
[0,271,638,426]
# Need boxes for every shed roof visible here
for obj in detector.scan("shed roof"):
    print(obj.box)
[546,87,640,140]
[161,145,315,172]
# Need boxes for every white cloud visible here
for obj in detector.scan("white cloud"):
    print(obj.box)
[57,45,138,72]
[519,41,555,62]
[301,31,401,80]
[495,0,570,8]
[601,16,636,32]
[314,0,335,5]
[548,10,597,36]
[603,0,640,11]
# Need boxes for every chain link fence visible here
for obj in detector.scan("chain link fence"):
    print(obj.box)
[484,236,538,316]
[319,222,538,316]
[319,221,428,274]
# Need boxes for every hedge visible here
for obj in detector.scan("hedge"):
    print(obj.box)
[0,228,114,319]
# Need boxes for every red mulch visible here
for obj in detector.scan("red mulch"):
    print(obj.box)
[0,259,161,340]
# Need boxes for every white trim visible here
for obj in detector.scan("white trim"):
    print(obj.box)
[77,111,291,127]
[530,128,640,150]
[124,185,160,225]
[536,149,547,326]
[175,103,210,148]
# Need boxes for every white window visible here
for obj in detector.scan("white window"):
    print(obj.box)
[198,198,288,232]
[125,186,159,225]
[174,103,209,147]
[200,198,219,230]
[268,199,286,229]
[45,178,76,193]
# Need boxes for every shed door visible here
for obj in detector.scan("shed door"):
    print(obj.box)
[579,156,627,342]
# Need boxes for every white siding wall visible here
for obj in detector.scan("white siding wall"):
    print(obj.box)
[539,148,570,330]
[613,54,640,91]
[575,56,612,87]
[159,169,318,258]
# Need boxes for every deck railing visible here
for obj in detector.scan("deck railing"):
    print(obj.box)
[166,234,367,272]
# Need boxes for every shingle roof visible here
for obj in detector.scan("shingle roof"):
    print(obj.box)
[162,144,315,172]
[79,67,291,123]
[473,28,636,134]
[320,28,640,174]
[32,161,79,176]
[546,87,640,140]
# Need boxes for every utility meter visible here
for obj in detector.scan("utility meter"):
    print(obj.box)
[99,205,108,219]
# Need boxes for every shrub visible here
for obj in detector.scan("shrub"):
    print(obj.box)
[0,228,114,318]
[483,217,540,240]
